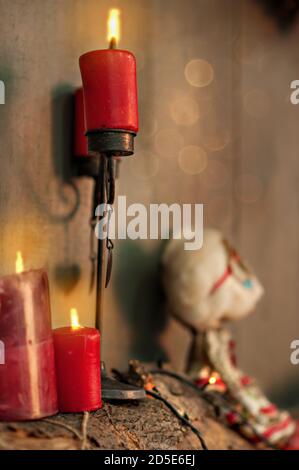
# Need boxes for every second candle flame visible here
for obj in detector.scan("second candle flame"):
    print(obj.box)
[70,308,81,330]
[107,8,121,48]
[16,251,24,274]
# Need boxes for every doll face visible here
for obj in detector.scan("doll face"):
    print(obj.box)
[209,239,264,323]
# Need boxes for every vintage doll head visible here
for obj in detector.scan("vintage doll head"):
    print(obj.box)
[162,228,264,331]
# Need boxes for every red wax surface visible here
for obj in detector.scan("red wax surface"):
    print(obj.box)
[0,270,58,421]
[74,88,88,157]
[53,327,102,413]
[79,49,138,133]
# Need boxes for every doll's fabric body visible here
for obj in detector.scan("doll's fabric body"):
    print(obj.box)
[162,228,298,448]
[190,328,295,446]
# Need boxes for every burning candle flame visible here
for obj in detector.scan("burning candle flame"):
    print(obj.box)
[107,8,121,48]
[16,251,24,273]
[70,308,81,330]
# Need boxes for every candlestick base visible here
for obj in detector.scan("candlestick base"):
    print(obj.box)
[101,363,146,401]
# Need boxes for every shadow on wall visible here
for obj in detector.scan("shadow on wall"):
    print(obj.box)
[0,65,13,205]
[20,83,81,224]
[51,84,82,294]
[51,84,76,183]
[114,239,168,362]
[255,0,299,31]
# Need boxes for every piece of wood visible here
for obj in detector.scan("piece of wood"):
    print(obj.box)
[0,372,253,450]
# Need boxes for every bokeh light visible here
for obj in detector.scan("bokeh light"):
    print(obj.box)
[199,122,231,152]
[170,95,200,126]
[184,59,214,88]
[178,145,208,175]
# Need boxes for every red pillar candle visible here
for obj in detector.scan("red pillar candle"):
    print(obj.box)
[79,49,138,133]
[53,310,102,413]
[0,259,58,421]
[74,88,88,158]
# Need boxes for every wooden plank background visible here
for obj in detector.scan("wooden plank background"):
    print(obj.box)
[0,0,298,408]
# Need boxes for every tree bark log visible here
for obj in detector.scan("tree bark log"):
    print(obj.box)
[0,368,254,450]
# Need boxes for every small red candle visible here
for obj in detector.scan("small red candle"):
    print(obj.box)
[79,9,138,134]
[74,88,88,157]
[53,309,102,413]
[0,253,58,421]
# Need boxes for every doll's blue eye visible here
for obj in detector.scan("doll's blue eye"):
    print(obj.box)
[243,279,253,289]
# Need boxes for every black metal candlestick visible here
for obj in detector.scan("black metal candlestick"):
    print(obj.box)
[76,130,145,400]
[87,129,135,331]
[94,155,106,332]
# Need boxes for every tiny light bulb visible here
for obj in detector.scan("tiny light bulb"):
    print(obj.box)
[209,375,217,385]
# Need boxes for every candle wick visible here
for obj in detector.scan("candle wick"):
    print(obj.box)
[109,37,117,50]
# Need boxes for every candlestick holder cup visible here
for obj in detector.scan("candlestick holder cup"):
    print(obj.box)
[75,129,135,178]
